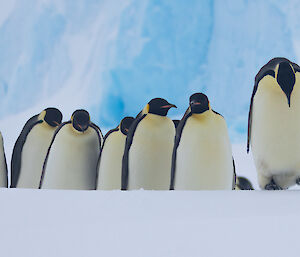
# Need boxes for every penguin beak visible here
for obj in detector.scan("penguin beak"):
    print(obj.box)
[53,121,60,126]
[191,102,201,106]
[161,104,177,109]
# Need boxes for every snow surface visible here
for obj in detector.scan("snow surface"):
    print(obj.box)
[1,189,300,257]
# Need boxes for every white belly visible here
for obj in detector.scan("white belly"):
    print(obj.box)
[251,74,300,187]
[17,123,55,188]
[97,131,125,190]
[174,114,233,190]
[128,114,175,190]
[0,133,7,187]
[41,125,100,190]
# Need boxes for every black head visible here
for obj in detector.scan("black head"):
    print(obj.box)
[276,61,295,107]
[189,93,209,114]
[120,116,134,135]
[256,58,297,107]
[71,109,90,132]
[44,108,62,127]
[147,98,177,116]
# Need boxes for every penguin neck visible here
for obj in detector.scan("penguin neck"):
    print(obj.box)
[70,125,91,135]
[147,113,170,124]
[191,108,212,120]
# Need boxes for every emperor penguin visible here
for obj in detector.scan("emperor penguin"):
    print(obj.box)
[0,132,8,187]
[122,98,177,190]
[170,93,234,190]
[39,109,102,190]
[235,176,254,190]
[97,116,134,190]
[10,108,62,188]
[248,57,300,190]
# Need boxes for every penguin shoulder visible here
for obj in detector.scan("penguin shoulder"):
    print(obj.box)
[210,110,231,138]
[136,114,174,135]
[102,128,121,148]
[255,75,281,96]
[212,110,226,125]
[90,123,104,142]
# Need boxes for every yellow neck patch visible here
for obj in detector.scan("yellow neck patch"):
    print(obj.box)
[38,110,46,121]
[142,104,150,114]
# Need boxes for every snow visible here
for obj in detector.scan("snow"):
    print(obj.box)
[1,189,299,257]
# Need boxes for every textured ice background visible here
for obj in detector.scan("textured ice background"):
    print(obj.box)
[1,0,300,142]
[0,1,300,256]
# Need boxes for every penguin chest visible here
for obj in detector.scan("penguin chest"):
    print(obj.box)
[251,77,300,176]
[17,124,55,188]
[41,125,100,190]
[97,131,126,190]
[175,115,233,190]
[128,115,175,190]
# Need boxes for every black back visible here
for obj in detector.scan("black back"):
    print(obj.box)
[121,114,147,190]
[10,114,42,188]
[247,57,300,153]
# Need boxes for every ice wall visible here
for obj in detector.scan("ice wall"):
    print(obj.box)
[0,0,300,143]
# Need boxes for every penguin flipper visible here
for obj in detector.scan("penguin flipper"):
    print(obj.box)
[10,115,41,188]
[38,121,71,189]
[0,133,8,188]
[90,123,104,146]
[232,158,236,190]
[170,110,192,190]
[121,114,146,190]
[90,123,103,151]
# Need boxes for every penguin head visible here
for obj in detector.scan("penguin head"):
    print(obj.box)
[71,109,90,132]
[43,108,62,127]
[275,60,295,107]
[189,93,210,114]
[120,116,134,135]
[144,98,177,116]
[257,58,297,107]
